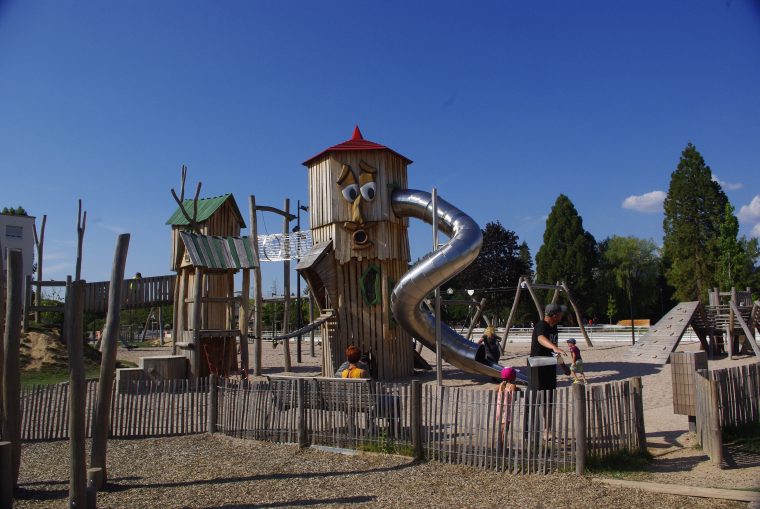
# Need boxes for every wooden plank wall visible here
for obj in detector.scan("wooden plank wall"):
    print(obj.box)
[307,153,410,265]
[330,258,413,380]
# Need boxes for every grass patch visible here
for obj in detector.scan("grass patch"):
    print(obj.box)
[21,360,137,387]
[357,432,415,457]
[723,423,760,454]
[586,449,652,478]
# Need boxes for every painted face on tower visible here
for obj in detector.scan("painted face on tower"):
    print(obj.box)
[337,160,377,249]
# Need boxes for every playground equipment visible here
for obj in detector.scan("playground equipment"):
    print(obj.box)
[167,181,254,378]
[624,287,759,364]
[500,276,592,349]
[297,126,506,380]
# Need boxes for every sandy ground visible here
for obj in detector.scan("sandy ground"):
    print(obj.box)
[16,435,749,509]
[117,337,760,493]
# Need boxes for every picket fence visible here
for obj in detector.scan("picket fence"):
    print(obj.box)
[215,377,644,474]
[16,378,210,441]
[693,361,760,466]
[14,375,644,475]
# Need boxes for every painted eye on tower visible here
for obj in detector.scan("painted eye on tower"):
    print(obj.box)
[360,182,376,201]
[341,184,360,202]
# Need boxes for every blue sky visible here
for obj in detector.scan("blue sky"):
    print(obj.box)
[1,1,759,295]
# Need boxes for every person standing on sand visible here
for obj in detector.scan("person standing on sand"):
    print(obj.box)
[566,338,587,384]
[530,303,567,390]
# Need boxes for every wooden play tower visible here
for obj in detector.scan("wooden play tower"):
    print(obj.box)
[167,191,254,378]
[298,126,414,380]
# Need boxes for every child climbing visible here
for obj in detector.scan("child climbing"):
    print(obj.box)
[566,338,587,384]
[496,366,519,447]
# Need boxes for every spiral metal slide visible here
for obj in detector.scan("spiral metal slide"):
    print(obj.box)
[390,189,504,379]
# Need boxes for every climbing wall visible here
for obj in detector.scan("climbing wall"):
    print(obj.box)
[623,301,701,364]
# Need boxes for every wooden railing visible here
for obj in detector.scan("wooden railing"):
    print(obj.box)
[82,274,175,313]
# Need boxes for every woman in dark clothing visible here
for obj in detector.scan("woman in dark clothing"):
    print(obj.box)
[478,326,502,363]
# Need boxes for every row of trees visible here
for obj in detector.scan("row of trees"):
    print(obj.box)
[451,143,759,325]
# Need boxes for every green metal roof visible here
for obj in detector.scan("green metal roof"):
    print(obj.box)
[165,193,246,227]
[179,231,258,270]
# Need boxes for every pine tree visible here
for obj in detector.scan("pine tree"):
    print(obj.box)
[662,143,728,302]
[535,194,597,312]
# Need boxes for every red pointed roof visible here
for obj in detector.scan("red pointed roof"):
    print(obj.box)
[302,125,413,166]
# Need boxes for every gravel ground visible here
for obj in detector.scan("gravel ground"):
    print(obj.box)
[16,434,747,509]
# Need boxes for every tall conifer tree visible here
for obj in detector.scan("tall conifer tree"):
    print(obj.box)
[662,143,727,301]
[535,194,597,311]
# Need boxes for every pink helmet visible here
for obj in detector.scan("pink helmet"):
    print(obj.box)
[501,367,517,382]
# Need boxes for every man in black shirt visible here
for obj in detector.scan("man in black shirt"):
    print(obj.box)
[530,303,567,390]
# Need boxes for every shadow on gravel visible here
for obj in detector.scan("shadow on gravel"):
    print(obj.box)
[203,495,376,508]
[647,453,709,473]
[103,461,416,492]
[723,444,760,469]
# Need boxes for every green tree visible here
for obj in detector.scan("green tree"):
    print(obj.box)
[600,236,661,322]
[662,143,728,302]
[535,194,597,313]
[454,221,529,316]
[1,206,27,216]
[717,203,744,289]
[606,295,617,324]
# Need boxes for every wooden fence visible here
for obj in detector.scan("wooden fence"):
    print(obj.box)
[12,375,645,475]
[82,274,176,313]
[15,378,209,441]
[692,362,760,466]
[693,369,723,465]
[215,377,644,474]
[713,362,760,429]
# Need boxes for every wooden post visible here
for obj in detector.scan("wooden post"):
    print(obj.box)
[411,380,423,460]
[465,298,487,340]
[89,234,129,488]
[282,198,292,372]
[208,374,218,433]
[309,292,315,357]
[171,273,180,355]
[2,249,23,487]
[86,468,101,509]
[707,377,723,467]
[573,382,586,475]
[158,305,164,346]
[66,279,87,509]
[239,269,250,373]
[296,378,307,448]
[501,277,523,349]
[23,274,31,332]
[523,279,544,320]
[249,195,263,376]
[191,268,203,377]
[0,441,13,508]
[34,214,46,324]
[631,376,646,453]
[75,199,86,281]
[561,283,593,347]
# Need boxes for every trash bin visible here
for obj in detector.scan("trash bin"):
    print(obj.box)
[526,356,557,392]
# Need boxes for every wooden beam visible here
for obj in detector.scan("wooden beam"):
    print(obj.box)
[501,277,523,349]
[89,234,129,488]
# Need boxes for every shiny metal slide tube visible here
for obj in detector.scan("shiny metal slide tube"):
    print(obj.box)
[391,189,504,378]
